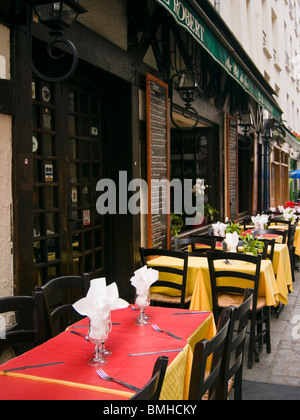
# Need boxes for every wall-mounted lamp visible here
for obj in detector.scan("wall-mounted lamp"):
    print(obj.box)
[238,110,253,150]
[170,67,200,131]
[24,0,87,82]
[239,111,253,134]
[262,122,273,157]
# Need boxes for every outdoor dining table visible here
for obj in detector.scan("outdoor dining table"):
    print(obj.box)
[242,230,293,302]
[0,306,215,400]
[149,255,284,312]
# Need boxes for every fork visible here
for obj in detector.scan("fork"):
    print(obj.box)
[152,324,183,340]
[96,369,140,392]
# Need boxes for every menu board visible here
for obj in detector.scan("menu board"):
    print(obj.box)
[226,115,239,221]
[146,74,170,249]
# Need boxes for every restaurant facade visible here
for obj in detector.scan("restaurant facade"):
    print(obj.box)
[0,0,290,302]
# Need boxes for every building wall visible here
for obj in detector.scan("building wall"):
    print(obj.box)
[0,24,13,298]
[78,0,128,50]
[210,0,300,134]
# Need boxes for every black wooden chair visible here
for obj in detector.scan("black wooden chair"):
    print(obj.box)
[207,251,271,369]
[217,290,253,400]
[259,238,275,263]
[140,248,190,309]
[243,217,254,231]
[256,225,295,282]
[175,236,217,256]
[254,229,287,244]
[0,294,45,358]
[188,309,231,400]
[268,218,291,230]
[287,224,297,283]
[131,356,169,400]
[36,273,90,338]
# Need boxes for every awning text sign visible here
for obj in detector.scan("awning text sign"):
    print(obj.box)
[155,0,282,121]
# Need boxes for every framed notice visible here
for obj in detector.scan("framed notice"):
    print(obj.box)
[225,114,239,221]
[146,74,170,249]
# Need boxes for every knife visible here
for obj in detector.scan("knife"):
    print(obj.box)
[171,312,210,315]
[3,362,66,372]
[72,323,121,328]
[70,330,89,340]
[128,349,183,356]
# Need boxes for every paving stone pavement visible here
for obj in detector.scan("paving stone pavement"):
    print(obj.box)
[243,269,300,386]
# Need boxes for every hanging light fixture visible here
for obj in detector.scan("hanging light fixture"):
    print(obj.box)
[24,0,87,82]
[175,68,198,106]
[238,110,254,150]
[170,67,200,131]
[239,110,253,134]
[262,121,274,157]
[27,0,86,33]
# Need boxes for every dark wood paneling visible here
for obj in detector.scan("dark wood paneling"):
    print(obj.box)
[0,80,14,115]
[12,28,35,295]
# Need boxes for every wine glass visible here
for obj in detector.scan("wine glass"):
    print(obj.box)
[87,315,110,366]
[135,291,150,325]
[101,314,112,357]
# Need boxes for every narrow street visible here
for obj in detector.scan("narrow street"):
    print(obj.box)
[243,270,300,398]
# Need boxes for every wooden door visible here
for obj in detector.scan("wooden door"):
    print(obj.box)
[32,77,106,284]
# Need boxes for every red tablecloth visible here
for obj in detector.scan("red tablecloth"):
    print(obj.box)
[0,307,213,400]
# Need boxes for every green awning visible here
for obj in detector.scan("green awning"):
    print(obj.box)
[155,0,282,122]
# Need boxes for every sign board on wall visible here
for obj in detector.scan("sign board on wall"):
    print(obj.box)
[225,114,239,221]
[146,74,170,249]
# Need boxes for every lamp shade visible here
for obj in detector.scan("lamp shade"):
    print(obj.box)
[240,111,253,128]
[25,0,87,30]
[175,69,198,104]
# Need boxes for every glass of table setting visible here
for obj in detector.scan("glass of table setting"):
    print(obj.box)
[87,312,111,367]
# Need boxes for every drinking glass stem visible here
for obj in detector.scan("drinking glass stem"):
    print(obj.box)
[95,343,104,361]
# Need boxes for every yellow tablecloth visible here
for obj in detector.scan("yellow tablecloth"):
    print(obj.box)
[191,258,283,312]
[149,256,282,312]
[294,227,300,257]
[273,244,293,302]
[160,313,215,400]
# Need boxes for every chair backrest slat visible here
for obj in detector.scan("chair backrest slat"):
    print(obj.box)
[131,356,169,400]
[140,248,188,308]
[0,294,45,356]
[37,273,90,338]
[207,252,261,324]
[189,311,230,400]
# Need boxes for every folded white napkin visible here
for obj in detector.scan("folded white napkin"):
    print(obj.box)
[283,207,295,221]
[218,223,227,237]
[251,214,268,230]
[130,266,159,307]
[212,222,227,237]
[131,266,159,293]
[73,278,129,337]
[225,232,239,252]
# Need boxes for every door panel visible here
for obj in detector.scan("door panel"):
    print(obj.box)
[33,77,106,284]
[67,84,105,278]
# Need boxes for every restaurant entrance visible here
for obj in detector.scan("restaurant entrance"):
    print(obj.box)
[32,77,107,285]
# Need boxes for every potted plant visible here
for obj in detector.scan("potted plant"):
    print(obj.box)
[171,213,184,238]
[204,204,219,222]
[241,233,265,256]
[225,221,242,235]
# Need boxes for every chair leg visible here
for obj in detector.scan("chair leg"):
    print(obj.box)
[233,368,243,401]
[265,307,271,354]
[247,314,256,369]
[290,250,296,283]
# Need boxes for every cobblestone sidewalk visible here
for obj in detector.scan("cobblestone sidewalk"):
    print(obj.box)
[243,270,300,386]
